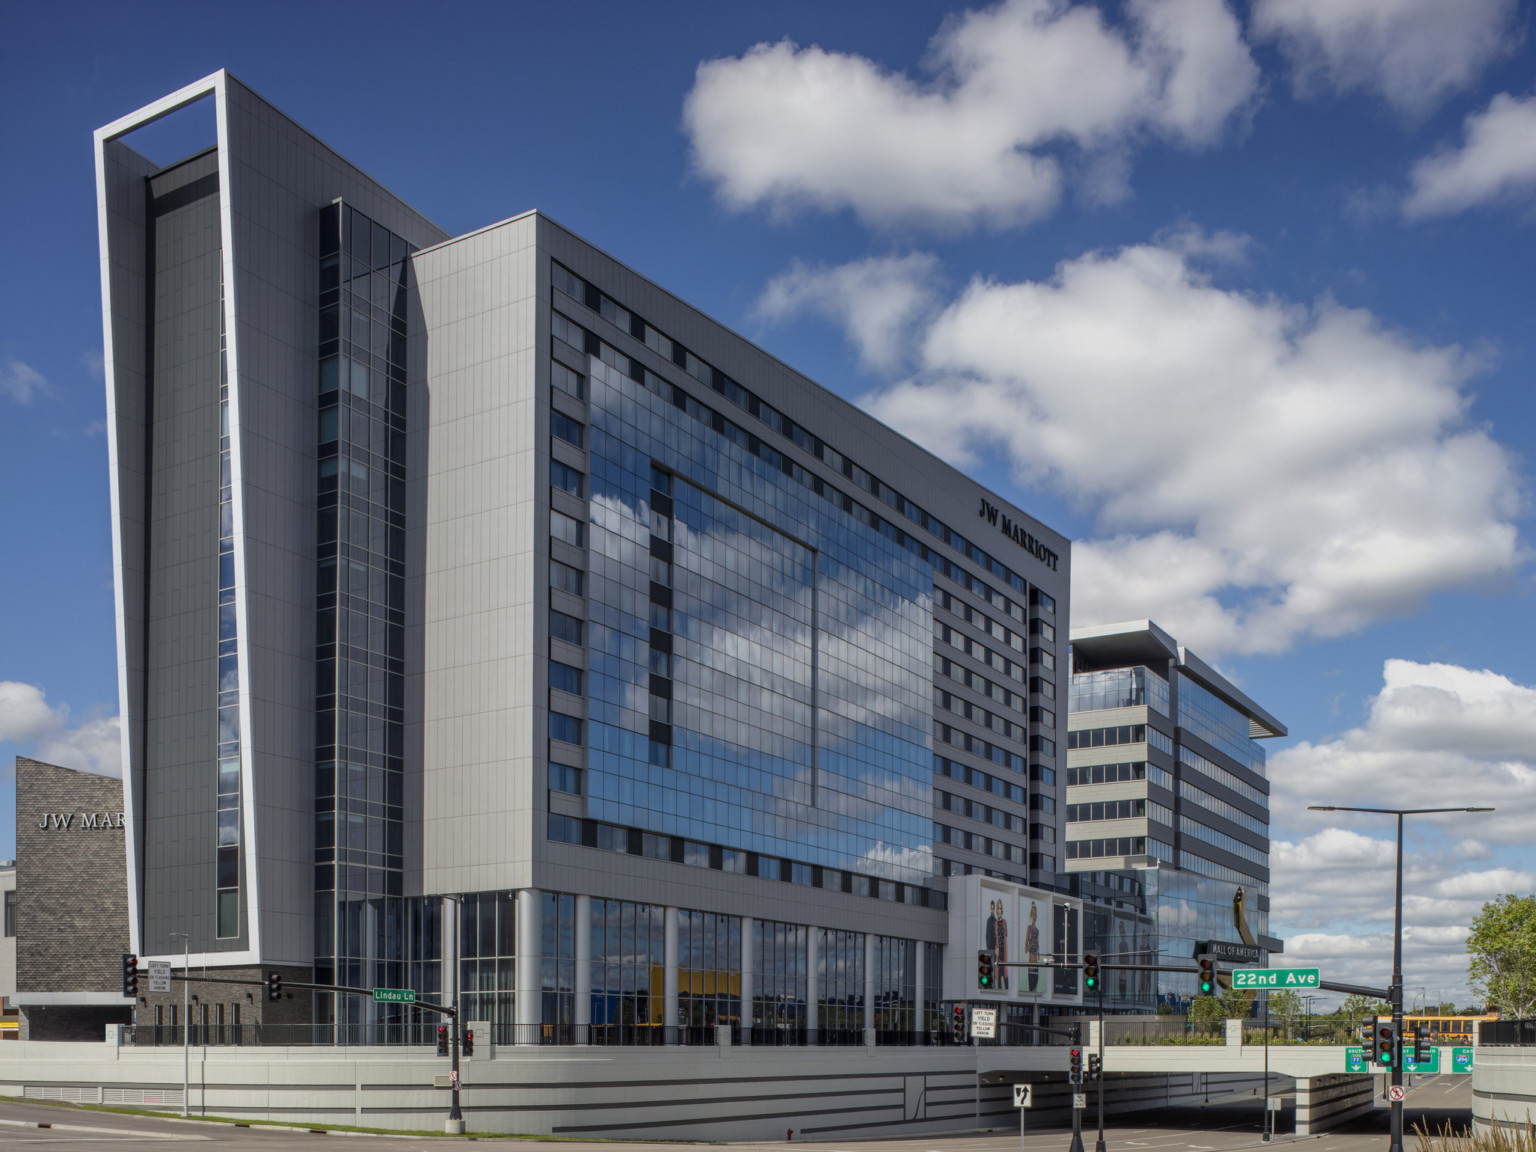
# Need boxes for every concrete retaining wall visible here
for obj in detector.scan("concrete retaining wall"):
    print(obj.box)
[0,1038,1278,1140]
[1295,1074,1375,1135]
[1473,1047,1536,1137]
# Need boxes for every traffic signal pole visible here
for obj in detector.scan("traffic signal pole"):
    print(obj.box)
[1390,813,1404,1152]
[1095,976,1106,1152]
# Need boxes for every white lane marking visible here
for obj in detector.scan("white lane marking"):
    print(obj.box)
[0,1119,206,1141]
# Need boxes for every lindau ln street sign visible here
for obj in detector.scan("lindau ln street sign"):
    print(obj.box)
[372,988,416,1004]
[1231,967,1320,989]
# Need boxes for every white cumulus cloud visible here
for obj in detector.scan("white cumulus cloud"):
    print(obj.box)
[1264,658,1536,1003]
[1271,660,1536,846]
[0,680,122,777]
[683,0,1258,230]
[1405,92,1536,219]
[0,359,45,404]
[830,237,1521,654]
[1251,0,1518,117]
[755,254,942,373]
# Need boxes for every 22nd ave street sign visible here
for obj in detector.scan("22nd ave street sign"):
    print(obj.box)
[1230,967,1320,989]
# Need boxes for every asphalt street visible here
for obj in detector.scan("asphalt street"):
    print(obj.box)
[0,1075,1470,1151]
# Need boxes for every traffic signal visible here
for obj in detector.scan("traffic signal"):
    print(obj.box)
[950,1004,966,1043]
[1068,1047,1082,1084]
[1088,1053,1102,1080]
[1196,953,1216,996]
[1375,1020,1396,1067]
[1083,953,1098,991]
[1360,1015,1378,1047]
[437,1024,449,1056]
[1414,1023,1432,1064]
[121,953,138,999]
[266,971,282,1002]
[462,1028,474,1057]
[977,950,995,990]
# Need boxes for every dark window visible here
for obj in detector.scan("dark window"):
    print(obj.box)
[550,461,584,497]
[549,764,581,794]
[551,412,585,448]
[549,660,583,695]
[550,611,583,646]
[3,889,14,937]
[549,713,583,745]
[547,813,581,844]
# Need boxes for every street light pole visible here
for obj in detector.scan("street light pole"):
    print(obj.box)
[170,932,189,1118]
[441,894,464,1134]
[1308,804,1493,1152]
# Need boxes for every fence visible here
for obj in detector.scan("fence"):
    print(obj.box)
[122,1018,1054,1049]
[1480,1020,1536,1046]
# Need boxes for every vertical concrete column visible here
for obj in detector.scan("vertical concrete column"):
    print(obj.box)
[864,932,877,1046]
[515,889,542,1040]
[663,906,679,1044]
[806,925,820,1044]
[913,941,926,1040]
[574,894,592,1040]
[739,916,755,1046]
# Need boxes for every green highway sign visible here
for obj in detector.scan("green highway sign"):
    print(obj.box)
[1231,967,1320,989]
[1404,1048,1441,1074]
[1452,1047,1474,1073]
[1345,1047,1367,1073]
[372,988,416,1004]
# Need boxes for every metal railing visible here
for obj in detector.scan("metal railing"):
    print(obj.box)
[1480,1020,1536,1046]
[123,1012,1056,1049]
[125,1022,446,1047]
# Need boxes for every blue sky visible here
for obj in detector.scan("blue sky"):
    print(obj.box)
[3,0,1535,1006]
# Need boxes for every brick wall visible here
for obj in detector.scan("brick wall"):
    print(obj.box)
[15,757,129,993]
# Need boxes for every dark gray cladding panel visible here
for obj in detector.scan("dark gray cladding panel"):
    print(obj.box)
[141,149,234,955]
[15,759,128,993]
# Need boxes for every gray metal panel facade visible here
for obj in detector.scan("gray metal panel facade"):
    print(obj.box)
[98,135,158,952]
[141,149,227,955]
[408,214,542,899]
[101,73,452,965]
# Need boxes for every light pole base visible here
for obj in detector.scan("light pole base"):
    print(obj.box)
[444,1118,466,1134]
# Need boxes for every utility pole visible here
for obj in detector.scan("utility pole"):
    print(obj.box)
[169,932,189,1117]
[1309,804,1493,1152]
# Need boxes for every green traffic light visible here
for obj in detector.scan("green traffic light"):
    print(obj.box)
[1085,976,1096,988]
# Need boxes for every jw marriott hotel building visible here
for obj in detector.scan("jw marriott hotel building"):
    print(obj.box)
[98,73,1076,1041]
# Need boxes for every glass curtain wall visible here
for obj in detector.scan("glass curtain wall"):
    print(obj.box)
[313,202,429,1037]
[870,936,917,1036]
[459,893,516,1039]
[574,299,935,888]
[752,920,807,1043]
[540,892,577,1042]
[590,899,665,1044]
[817,929,864,1041]
[678,910,741,1040]
[214,264,242,939]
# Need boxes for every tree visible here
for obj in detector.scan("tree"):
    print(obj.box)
[1269,990,1301,1040]
[1189,995,1226,1035]
[1341,993,1387,1036]
[1467,894,1536,1019]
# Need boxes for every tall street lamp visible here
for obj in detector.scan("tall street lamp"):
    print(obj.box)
[1307,805,1493,1152]
[169,932,190,1118]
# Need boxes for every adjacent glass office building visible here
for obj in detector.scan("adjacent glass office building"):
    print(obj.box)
[97,73,1074,1042]
[1064,621,1286,1011]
